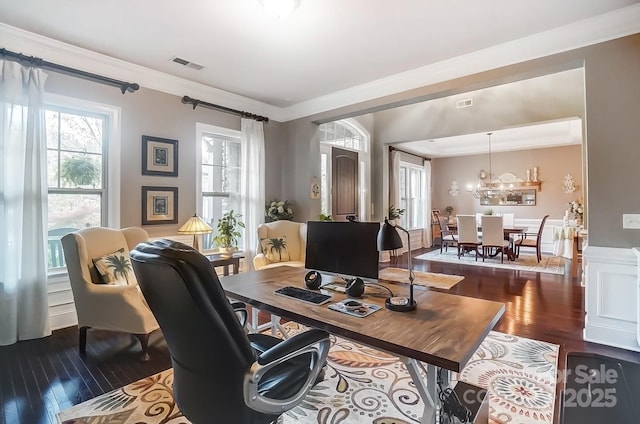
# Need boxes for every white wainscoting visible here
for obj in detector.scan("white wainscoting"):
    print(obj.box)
[583,246,640,352]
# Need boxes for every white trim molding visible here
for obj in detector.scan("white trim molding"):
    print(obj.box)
[583,246,640,352]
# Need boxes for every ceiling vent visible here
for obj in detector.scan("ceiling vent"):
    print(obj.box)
[170,56,204,70]
[456,98,473,109]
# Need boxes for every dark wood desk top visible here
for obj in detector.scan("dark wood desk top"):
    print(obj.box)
[220,266,505,372]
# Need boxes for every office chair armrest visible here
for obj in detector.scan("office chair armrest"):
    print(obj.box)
[257,328,328,365]
[244,329,330,414]
[230,301,248,328]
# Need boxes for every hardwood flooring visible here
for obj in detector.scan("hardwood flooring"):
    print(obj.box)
[1,247,638,424]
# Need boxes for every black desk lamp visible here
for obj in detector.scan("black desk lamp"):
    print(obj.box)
[377,218,416,312]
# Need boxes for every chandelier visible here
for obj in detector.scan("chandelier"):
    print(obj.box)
[467,132,514,201]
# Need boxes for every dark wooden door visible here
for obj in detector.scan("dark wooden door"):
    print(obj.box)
[331,147,359,221]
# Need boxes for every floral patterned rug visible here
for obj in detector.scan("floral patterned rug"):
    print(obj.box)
[414,250,566,275]
[58,323,558,424]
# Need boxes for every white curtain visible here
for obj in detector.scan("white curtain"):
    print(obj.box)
[0,60,51,345]
[423,159,433,247]
[388,150,407,255]
[240,118,265,271]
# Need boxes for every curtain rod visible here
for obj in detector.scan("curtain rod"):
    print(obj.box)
[181,96,269,122]
[0,48,139,94]
[389,146,431,161]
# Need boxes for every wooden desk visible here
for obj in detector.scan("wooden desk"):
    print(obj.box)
[220,266,504,423]
[206,252,244,276]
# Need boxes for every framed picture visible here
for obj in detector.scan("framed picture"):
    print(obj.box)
[141,186,178,225]
[142,135,178,177]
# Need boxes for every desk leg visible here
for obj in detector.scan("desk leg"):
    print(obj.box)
[403,358,438,424]
[249,308,289,339]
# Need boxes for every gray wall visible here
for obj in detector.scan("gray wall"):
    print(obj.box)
[43,72,285,237]
[431,145,583,219]
[282,34,640,248]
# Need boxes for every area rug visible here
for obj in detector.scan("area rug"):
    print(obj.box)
[378,267,464,290]
[58,323,558,424]
[414,250,565,275]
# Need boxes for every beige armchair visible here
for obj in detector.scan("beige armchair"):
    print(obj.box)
[253,220,307,270]
[61,227,159,360]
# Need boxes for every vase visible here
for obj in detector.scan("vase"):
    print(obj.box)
[576,217,582,227]
[219,246,235,258]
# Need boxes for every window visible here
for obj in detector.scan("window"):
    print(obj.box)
[199,128,243,250]
[45,103,113,272]
[399,163,425,229]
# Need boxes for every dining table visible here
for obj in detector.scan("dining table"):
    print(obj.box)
[446,223,526,261]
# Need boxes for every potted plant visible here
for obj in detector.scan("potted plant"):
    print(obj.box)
[319,213,334,221]
[388,205,405,223]
[213,210,244,256]
[61,155,100,187]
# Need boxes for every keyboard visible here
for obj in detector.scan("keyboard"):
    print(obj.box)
[274,286,332,305]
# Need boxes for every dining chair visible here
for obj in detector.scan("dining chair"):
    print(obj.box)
[501,213,515,228]
[514,215,550,262]
[438,216,457,253]
[457,215,481,260]
[481,215,510,263]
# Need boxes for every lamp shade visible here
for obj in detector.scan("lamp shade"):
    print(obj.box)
[377,218,403,251]
[177,214,213,235]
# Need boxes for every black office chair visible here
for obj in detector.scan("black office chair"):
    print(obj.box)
[130,239,330,424]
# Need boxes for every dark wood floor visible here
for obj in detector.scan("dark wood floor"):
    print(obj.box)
[1,247,639,424]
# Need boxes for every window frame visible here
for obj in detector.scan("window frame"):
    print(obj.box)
[196,123,243,251]
[399,161,426,230]
[44,94,121,277]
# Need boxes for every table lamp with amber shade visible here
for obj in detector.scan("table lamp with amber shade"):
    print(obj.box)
[177,214,213,251]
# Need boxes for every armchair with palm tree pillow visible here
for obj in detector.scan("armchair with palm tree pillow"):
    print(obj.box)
[253,220,306,270]
[61,227,159,360]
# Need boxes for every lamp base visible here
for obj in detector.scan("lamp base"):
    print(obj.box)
[385,297,417,312]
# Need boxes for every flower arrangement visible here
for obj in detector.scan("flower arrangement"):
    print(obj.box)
[266,200,294,222]
[568,200,584,220]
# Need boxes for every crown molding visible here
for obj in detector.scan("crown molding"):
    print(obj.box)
[0,23,284,121]
[2,3,640,123]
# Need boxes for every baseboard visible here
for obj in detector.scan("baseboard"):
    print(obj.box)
[583,323,640,352]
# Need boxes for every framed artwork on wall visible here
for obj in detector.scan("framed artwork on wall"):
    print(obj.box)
[141,186,178,225]
[142,135,178,177]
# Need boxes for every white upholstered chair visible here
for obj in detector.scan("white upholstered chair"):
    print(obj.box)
[457,215,481,261]
[481,215,511,263]
[501,213,515,228]
[253,220,307,270]
[61,227,159,360]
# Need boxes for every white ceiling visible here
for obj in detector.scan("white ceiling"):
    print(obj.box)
[396,118,583,158]
[0,0,639,121]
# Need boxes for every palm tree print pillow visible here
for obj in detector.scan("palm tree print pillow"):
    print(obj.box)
[92,248,138,285]
[260,236,291,263]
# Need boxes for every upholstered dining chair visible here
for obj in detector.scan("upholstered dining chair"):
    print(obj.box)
[61,227,159,360]
[457,215,481,261]
[130,239,330,424]
[438,216,458,253]
[481,215,511,263]
[514,215,550,262]
[501,213,515,228]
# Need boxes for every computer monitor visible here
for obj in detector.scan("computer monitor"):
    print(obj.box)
[305,221,380,280]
